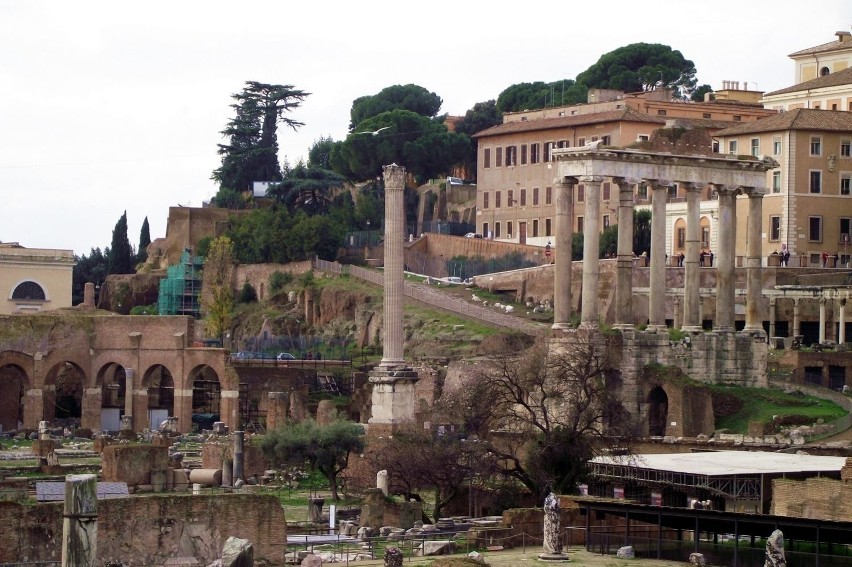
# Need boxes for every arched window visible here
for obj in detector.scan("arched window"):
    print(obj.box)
[820,66,830,77]
[12,281,46,300]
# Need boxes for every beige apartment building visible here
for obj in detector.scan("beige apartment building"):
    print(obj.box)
[0,242,75,314]
[472,89,775,249]
[716,109,852,266]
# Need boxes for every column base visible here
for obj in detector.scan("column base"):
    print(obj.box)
[681,325,704,334]
[741,327,767,339]
[551,322,574,332]
[712,326,735,334]
[579,321,598,331]
[612,323,634,331]
[647,324,668,333]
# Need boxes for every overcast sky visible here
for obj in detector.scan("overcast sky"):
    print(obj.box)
[1,1,849,256]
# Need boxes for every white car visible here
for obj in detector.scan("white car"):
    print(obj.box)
[464,232,483,239]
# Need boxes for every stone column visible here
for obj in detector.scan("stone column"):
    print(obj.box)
[580,176,603,328]
[673,296,682,329]
[62,474,97,567]
[744,190,766,335]
[552,177,575,330]
[266,392,288,430]
[682,184,702,331]
[233,430,244,482]
[839,297,847,344]
[819,297,827,344]
[714,186,737,332]
[793,298,801,337]
[381,163,406,367]
[769,298,777,338]
[614,178,635,329]
[649,181,669,330]
[80,388,102,432]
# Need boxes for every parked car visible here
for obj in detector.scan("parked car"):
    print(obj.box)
[252,352,275,360]
[464,232,483,239]
[277,352,295,360]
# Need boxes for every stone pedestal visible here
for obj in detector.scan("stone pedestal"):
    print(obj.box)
[367,367,419,435]
[266,392,288,430]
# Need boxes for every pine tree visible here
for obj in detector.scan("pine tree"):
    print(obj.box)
[137,216,151,263]
[108,211,135,275]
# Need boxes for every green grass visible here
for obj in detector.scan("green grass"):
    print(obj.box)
[711,384,847,433]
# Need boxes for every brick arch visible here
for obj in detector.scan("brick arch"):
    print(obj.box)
[43,359,87,422]
[0,350,34,384]
[140,362,179,388]
[41,352,91,388]
[645,384,670,437]
[0,360,30,431]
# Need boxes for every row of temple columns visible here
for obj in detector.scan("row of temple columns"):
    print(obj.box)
[767,295,849,343]
[552,175,766,334]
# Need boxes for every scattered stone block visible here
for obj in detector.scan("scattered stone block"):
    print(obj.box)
[383,546,403,567]
[616,545,635,559]
[221,536,253,567]
[689,552,706,565]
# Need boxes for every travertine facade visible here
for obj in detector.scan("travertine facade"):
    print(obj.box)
[0,242,74,314]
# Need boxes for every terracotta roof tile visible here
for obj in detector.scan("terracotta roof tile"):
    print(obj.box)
[472,108,665,138]
[715,108,852,136]
[764,66,852,97]
[789,34,852,58]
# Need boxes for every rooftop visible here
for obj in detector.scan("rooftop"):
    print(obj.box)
[788,31,852,58]
[764,66,852,97]
[715,108,852,136]
[473,108,665,138]
[591,451,846,477]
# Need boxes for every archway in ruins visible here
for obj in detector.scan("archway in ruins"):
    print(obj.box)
[144,364,175,430]
[0,364,28,431]
[44,361,86,425]
[189,365,220,431]
[96,363,127,431]
[647,386,669,437]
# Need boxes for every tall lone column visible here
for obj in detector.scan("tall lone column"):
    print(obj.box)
[62,474,97,567]
[552,177,575,330]
[839,297,847,344]
[769,298,777,338]
[614,178,635,328]
[381,163,406,367]
[682,184,702,331]
[649,181,669,330]
[714,186,737,332]
[580,176,603,328]
[744,189,766,335]
[233,430,244,482]
[793,298,801,337]
[819,296,827,344]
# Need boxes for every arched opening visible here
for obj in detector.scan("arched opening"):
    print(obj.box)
[647,386,669,437]
[45,362,86,426]
[11,281,46,300]
[97,363,127,431]
[820,66,830,77]
[699,216,712,261]
[673,218,686,262]
[0,364,28,431]
[190,365,220,432]
[145,365,175,430]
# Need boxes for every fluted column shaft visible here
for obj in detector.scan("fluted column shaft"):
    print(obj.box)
[552,178,574,330]
[581,177,603,327]
[649,182,668,329]
[682,185,702,331]
[744,190,765,334]
[819,297,827,344]
[715,187,736,332]
[614,179,634,328]
[840,298,847,343]
[381,164,406,366]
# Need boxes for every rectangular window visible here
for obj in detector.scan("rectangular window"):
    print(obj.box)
[751,138,760,157]
[701,227,710,249]
[638,134,650,142]
[675,227,684,248]
[578,137,586,146]
[533,187,539,206]
[496,147,503,167]
[545,218,552,237]
[483,192,489,209]
[667,185,678,199]
[545,186,552,205]
[495,222,501,238]
[520,189,527,207]
[530,143,539,164]
[809,216,823,242]
[810,136,822,156]
[841,218,851,242]
[638,183,648,199]
[602,182,611,201]
[772,171,781,193]
[577,216,584,233]
[770,216,781,241]
[483,148,491,168]
[703,113,712,119]
[728,140,738,154]
[810,170,822,194]
[842,174,851,196]
[508,189,514,207]
[520,144,528,165]
[733,115,742,121]
[657,109,667,116]
[506,146,517,166]
[602,135,611,145]
[603,215,610,229]
[507,222,513,238]
[577,184,585,203]
[773,138,782,155]
[532,219,539,237]
[495,191,502,208]
[483,222,489,238]
[842,139,851,158]
[544,142,552,162]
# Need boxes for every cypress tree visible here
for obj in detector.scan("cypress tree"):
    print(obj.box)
[137,216,151,263]
[108,211,135,275]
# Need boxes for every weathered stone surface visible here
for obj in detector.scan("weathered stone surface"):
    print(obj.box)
[765,529,787,567]
[542,492,562,555]
[416,540,456,556]
[221,536,253,567]
[315,399,337,426]
[102,444,169,487]
[467,551,486,564]
[689,552,706,565]
[383,546,403,567]
[617,545,635,559]
[299,554,322,567]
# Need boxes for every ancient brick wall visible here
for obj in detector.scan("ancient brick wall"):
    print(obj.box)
[102,444,169,486]
[233,262,312,301]
[201,438,271,479]
[771,476,852,521]
[0,493,286,566]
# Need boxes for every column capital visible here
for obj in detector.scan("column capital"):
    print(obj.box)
[680,182,703,192]
[612,177,640,187]
[554,176,577,186]
[646,179,673,188]
[382,163,406,189]
[744,187,768,198]
[712,183,742,195]
[579,175,604,185]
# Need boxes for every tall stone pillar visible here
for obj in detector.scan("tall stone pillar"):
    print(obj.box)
[381,163,406,367]
[744,190,766,335]
[233,430,244,482]
[793,298,801,337]
[62,474,97,567]
[840,297,847,344]
[552,177,575,330]
[682,184,702,331]
[369,164,418,436]
[769,298,777,338]
[673,296,682,329]
[124,369,135,430]
[266,392,288,430]
[649,181,669,330]
[580,176,603,328]
[614,178,635,329]
[714,186,737,332]
[819,296,827,344]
